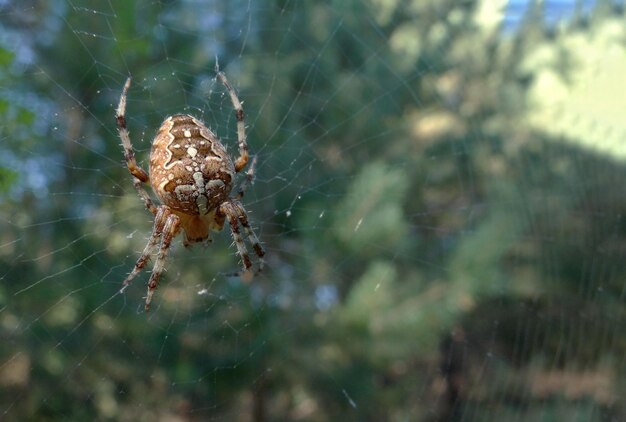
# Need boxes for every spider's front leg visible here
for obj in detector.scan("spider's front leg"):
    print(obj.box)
[121,206,170,292]
[145,211,181,312]
[220,201,252,271]
[219,200,265,280]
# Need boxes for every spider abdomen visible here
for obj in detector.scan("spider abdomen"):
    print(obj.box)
[149,114,235,216]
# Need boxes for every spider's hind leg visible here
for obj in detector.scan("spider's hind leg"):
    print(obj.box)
[235,155,257,201]
[116,77,157,216]
[216,70,248,173]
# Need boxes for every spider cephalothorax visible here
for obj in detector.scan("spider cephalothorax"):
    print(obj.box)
[116,70,264,311]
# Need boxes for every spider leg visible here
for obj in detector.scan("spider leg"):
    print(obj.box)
[238,214,265,274]
[216,71,249,173]
[232,201,265,267]
[220,200,265,278]
[234,155,257,201]
[116,77,157,215]
[145,212,181,312]
[220,202,252,271]
[121,206,169,292]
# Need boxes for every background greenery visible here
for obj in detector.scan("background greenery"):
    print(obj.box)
[1,0,625,420]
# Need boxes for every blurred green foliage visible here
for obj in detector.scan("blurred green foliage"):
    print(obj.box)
[0,0,625,421]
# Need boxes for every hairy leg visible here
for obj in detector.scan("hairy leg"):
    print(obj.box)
[121,206,170,292]
[145,212,181,311]
[216,70,248,173]
[116,77,156,215]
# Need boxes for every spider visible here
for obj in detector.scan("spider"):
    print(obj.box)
[115,69,265,311]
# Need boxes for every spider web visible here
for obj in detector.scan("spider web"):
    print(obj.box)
[1,0,625,420]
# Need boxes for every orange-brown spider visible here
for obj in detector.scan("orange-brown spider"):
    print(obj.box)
[116,69,264,311]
